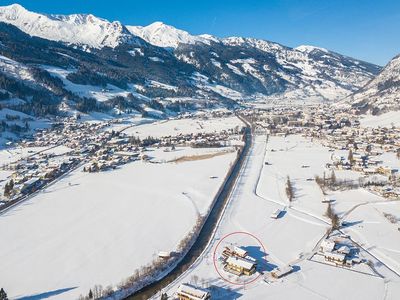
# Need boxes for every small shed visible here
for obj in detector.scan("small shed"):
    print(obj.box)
[158,251,171,259]
[270,209,282,219]
[271,265,294,278]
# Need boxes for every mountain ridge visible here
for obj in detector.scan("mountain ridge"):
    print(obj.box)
[0,3,144,49]
[346,54,400,114]
[0,3,383,119]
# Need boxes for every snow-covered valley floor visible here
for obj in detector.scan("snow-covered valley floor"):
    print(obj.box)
[117,115,243,139]
[0,146,237,299]
[159,134,400,300]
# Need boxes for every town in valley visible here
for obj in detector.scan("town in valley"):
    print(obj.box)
[0,2,399,300]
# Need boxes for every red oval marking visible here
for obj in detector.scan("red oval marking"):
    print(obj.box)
[212,231,266,286]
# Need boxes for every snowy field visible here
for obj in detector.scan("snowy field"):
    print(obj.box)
[0,146,50,165]
[360,111,400,128]
[118,116,243,139]
[159,134,400,300]
[340,197,400,274]
[0,147,237,299]
[0,144,73,166]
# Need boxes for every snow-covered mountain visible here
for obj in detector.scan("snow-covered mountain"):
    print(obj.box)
[127,22,217,49]
[0,4,142,48]
[124,23,380,102]
[348,54,400,113]
[0,3,382,118]
[174,37,380,101]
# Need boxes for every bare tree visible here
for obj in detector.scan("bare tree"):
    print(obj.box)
[348,149,354,165]
[326,203,340,230]
[286,176,294,202]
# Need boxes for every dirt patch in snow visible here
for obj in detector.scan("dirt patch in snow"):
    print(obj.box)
[171,150,233,163]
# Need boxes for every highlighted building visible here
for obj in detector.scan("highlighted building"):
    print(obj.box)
[225,256,257,276]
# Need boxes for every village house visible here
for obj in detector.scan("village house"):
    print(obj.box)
[19,177,41,194]
[225,256,257,276]
[176,283,211,300]
[324,251,352,267]
[320,239,336,253]
[336,245,351,256]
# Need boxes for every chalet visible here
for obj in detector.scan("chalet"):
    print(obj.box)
[271,265,294,278]
[336,245,351,255]
[324,251,351,266]
[222,246,248,259]
[320,239,335,253]
[225,256,257,276]
[20,177,41,194]
[233,246,248,258]
[383,187,400,198]
[376,166,393,176]
[363,167,377,175]
[176,283,211,300]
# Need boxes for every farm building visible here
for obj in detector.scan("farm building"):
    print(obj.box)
[336,245,351,255]
[20,177,41,194]
[320,239,336,253]
[158,251,171,259]
[270,208,283,219]
[271,265,294,278]
[233,246,248,258]
[324,251,351,266]
[176,283,211,300]
[225,256,257,276]
[222,246,248,259]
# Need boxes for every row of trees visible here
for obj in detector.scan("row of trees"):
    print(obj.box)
[77,285,113,300]
[316,170,374,192]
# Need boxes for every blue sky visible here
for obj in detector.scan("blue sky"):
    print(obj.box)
[2,0,400,66]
